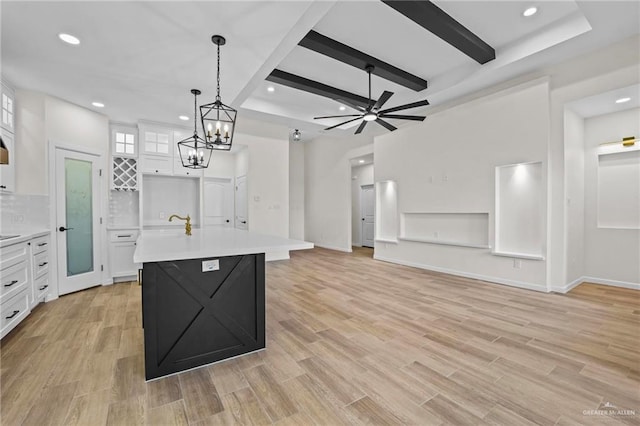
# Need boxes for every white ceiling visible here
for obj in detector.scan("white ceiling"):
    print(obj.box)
[2,1,639,140]
[565,84,640,118]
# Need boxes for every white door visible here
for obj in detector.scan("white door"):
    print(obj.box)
[235,175,248,230]
[361,185,375,248]
[55,148,102,295]
[204,177,234,227]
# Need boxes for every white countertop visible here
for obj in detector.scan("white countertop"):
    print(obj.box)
[133,228,313,263]
[0,228,51,248]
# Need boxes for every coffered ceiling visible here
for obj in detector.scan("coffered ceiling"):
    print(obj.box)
[2,1,639,140]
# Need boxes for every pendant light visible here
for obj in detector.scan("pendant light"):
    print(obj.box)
[200,35,237,151]
[177,89,214,169]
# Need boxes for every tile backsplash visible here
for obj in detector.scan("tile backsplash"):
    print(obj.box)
[0,193,50,230]
[108,190,139,228]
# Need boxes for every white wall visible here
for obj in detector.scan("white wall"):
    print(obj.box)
[205,150,236,179]
[305,134,373,252]
[564,109,585,285]
[583,108,640,286]
[234,133,289,239]
[351,163,374,247]
[374,80,550,292]
[289,141,305,240]
[14,90,47,194]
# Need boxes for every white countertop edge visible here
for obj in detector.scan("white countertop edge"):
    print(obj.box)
[134,242,313,263]
[0,228,51,248]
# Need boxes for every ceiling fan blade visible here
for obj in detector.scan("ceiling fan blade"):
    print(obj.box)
[373,91,394,111]
[379,99,430,114]
[354,121,368,134]
[314,114,361,120]
[324,116,363,131]
[378,114,426,121]
[375,118,397,132]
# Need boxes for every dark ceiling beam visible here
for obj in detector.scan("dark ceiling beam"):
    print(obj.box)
[266,69,371,109]
[299,30,428,92]
[381,0,495,64]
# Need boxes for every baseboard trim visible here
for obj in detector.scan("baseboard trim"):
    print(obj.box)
[549,277,583,293]
[313,243,352,253]
[373,255,548,293]
[582,276,640,291]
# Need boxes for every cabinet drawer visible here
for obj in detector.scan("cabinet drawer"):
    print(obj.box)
[1,288,29,338]
[140,155,172,175]
[109,230,139,242]
[33,252,49,280]
[31,235,50,255]
[0,260,28,302]
[0,242,28,271]
[34,275,50,303]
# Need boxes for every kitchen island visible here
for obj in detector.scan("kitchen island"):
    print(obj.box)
[133,228,313,380]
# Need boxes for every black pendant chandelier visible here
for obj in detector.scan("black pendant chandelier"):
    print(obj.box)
[178,89,214,169]
[200,35,237,151]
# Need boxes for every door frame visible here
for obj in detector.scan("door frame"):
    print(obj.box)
[48,141,109,300]
[360,184,375,248]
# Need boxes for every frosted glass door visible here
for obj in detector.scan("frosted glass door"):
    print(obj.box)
[56,148,102,295]
[65,158,94,276]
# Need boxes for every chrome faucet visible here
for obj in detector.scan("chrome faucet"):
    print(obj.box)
[168,214,192,236]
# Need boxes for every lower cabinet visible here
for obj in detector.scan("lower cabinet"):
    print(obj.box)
[0,232,51,339]
[109,230,140,279]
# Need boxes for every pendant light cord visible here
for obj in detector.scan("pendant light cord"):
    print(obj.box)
[216,43,221,102]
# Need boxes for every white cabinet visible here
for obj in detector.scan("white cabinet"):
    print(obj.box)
[1,81,15,133]
[0,126,15,193]
[109,230,140,278]
[0,232,50,339]
[111,124,137,158]
[139,124,173,174]
[29,235,50,308]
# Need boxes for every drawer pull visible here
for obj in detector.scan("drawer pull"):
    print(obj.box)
[37,242,48,247]
[39,262,48,267]
[4,280,18,287]
[117,235,132,238]
[5,310,19,320]
[39,285,49,291]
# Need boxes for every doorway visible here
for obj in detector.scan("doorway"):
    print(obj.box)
[204,177,234,227]
[361,184,375,248]
[54,147,103,295]
[235,174,248,230]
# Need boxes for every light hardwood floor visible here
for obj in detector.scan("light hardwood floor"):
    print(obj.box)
[1,247,639,425]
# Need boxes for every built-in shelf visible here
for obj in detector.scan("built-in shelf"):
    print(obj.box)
[398,237,490,249]
[491,251,544,261]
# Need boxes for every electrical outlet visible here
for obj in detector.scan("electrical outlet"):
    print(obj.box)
[202,259,220,272]
[13,214,24,223]
[513,259,522,269]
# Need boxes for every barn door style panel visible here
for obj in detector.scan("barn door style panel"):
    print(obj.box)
[142,254,265,379]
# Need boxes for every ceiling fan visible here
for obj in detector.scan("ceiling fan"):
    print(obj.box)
[314,65,429,134]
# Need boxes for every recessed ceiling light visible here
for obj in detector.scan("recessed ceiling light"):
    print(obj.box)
[179,115,189,121]
[358,159,365,164]
[615,97,631,104]
[523,7,537,17]
[339,106,346,111]
[59,33,80,45]
[92,102,104,108]
[267,86,275,93]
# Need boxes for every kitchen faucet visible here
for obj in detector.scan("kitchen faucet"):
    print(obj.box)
[168,214,192,236]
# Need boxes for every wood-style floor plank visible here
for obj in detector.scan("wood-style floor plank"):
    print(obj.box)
[1,248,638,425]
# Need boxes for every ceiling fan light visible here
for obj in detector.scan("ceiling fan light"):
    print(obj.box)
[363,112,377,122]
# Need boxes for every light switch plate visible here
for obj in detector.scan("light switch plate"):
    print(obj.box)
[202,259,220,272]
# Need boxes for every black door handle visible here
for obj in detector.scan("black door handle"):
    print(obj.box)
[0,185,6,189]
[6,310,19,320]
[59,226,74,232]
[226,220,230,223]
[4,280,18,287]
[39,285,49,291]
[241,221,247,224]
[362,218,365,221]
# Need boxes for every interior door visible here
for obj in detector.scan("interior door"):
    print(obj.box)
[55,148,102,295]
[235,175,248,230]
[204,177,234,227]
[361,184,375,248]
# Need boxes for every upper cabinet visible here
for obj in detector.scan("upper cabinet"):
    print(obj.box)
[111,123,137,158]
[1,81,15,133]
[139,123,173,175]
